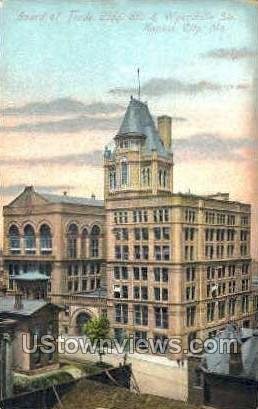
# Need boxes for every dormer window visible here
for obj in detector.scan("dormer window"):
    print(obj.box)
[120,139,130,149]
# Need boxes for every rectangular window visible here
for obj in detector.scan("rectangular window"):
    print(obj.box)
[153,208,170,223]
[218,301,226,319]
[154,227,161,240]
[154,307,168,329]
[115,304,128,324]
[133,267,140,280]
[121,162,128,186]
[134,305,148,326]
[155,287,168,301]
[207,302,216,322]
[186,306,196,327]
[133,266,148,281]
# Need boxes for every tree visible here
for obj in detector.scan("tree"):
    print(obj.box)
[84,316,110,364]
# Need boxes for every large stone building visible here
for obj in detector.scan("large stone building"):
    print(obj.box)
[2,189,107,334]
[104,97,254,351]
[2,96,255,348]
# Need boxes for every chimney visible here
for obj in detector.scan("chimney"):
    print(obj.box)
[157,115,172,150]
[91,193,96,200]
[14,292,23,310]
[63,191,67,196]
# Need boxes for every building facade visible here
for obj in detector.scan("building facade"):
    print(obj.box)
[2,188,107,334]
[2,96,255,349]
[104,97,254,351]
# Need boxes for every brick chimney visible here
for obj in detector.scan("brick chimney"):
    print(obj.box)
[14,292,23,310]
[157,115,172,150]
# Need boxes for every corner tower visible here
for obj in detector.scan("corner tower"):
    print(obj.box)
[104,97,173,199]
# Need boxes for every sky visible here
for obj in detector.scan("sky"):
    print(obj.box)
[1,0,258,257]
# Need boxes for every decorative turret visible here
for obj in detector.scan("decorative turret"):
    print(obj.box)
[104,97,173,198]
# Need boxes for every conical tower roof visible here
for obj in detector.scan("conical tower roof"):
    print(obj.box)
[117,97,170,157]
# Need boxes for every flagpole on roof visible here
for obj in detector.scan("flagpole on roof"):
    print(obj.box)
[137,68,141,100]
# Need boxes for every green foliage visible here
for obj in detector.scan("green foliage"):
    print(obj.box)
[14,371,73,395]
[84,316,110,343]
[84,316,110,361]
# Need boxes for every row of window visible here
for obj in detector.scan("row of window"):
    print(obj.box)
[114,245,170,260]
[113,227,170,241]
[67,262,101,276]
[114,208,170,224]
[204,244,244,259]
[67,277,100,292]
[109,165,170,190]
[115,304,169,328]
[205,228,249,242]
[206,295,250,322]
[114,266,169,282]
[113,209,249,226]
[205,212,236,225]
[113,284,168,301]
[206,279,250,297]
[9,224,52,254]
[115,295,251,329]
[207,264,250,280]
[186,295,251,327]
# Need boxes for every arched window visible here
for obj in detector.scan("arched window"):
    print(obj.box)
[81,228,88,258]
[24,225,36,253]
[67,224,78,258]
[159,169,162,186]
[9,225,20,253]
[40,224,52,254]
[163,170,167,188]
[91,225,100,257]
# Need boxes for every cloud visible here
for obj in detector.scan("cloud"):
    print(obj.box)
[109,77,250,97]
[203,47,258,60]
[0,115,122,134]
[1,184,74,197]
[3,98,125,116]
[2,136,256,169]
[173,134,258,162]
[0,150,103,167]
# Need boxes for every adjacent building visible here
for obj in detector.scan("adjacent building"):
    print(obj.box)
[0,317,16,399]
[0,293,61,375]
[188,324,258,409]
[2,189,107,334]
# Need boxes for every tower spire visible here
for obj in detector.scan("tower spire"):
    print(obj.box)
[137,68,141,100]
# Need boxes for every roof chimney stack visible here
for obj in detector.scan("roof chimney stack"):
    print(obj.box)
[91,193,96,200]
[157,115,172,151]
[14,292,23,310]
[63,191,67,196]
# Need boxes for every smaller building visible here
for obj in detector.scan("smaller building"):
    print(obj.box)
[0,294,61,375]
[0,317,16,399]
[188,324,258,409]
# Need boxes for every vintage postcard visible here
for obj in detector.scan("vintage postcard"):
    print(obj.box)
[0,1,258,408]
